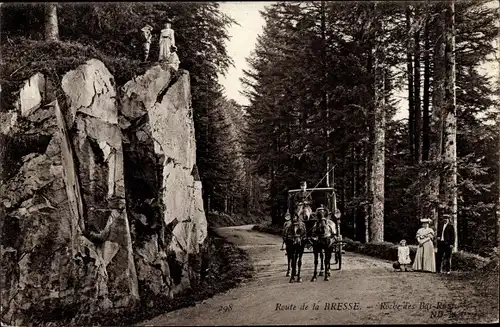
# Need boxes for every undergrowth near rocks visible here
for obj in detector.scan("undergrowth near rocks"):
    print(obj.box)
[207,211,264,228]
[28,227,254,326]
[0,38,151,113]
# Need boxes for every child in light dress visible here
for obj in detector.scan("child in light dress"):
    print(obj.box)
[397,239,411,271]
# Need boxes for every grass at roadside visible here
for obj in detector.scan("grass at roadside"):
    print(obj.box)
[207,212,265,228]
[253,222,492,272]
[441,258,499,323]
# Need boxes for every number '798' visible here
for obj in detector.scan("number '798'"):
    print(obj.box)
[219,304,233,312]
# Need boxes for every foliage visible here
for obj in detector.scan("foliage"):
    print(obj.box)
[0,3,245,215]
[206,211,263,228]
[0,1,497,255]
[342,237,490,271]
[0,38,150,112]
[243,0,498,255]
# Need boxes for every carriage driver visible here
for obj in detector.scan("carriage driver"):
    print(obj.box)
[294,181,313,220]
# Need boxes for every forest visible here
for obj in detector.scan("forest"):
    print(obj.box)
[0,2,255,218]
[241,0,499,256]
[1,1,499,257]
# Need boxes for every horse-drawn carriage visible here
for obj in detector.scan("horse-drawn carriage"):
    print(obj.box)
[282,182,343,282]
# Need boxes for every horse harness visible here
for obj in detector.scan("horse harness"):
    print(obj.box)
[313,218,337,239]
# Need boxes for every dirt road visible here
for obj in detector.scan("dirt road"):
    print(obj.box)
[140,225,498,325]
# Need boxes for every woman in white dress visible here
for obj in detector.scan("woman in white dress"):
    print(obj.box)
[159,22,175,61]
[412,218,436,272]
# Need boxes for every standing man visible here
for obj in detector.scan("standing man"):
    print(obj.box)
[141,24,153,62]
[436,213,455,274]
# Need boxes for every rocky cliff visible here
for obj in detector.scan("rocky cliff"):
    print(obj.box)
[0,59,207,325]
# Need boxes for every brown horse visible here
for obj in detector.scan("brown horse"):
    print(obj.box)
[283,207,307,283]
[311,214,337,281]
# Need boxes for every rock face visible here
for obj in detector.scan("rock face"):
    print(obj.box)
[0,60,207,325]
[120,65,207,301]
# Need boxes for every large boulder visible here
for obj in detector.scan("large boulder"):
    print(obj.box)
[120,65,207,301]
[0,59,207,325]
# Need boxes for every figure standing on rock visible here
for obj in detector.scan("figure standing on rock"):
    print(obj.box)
[168,45,180,71]
[159,20,175,61]
[141,24,153,62]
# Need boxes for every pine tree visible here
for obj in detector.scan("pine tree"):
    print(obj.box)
[495,0,500,253]
[422,1,431,162]
[370,2,386,243]
[406,6,415,160]
[1,3,238,217]
[441,0,458,251]
[414,4,423,164]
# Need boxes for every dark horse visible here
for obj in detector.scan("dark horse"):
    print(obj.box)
[311,213,337,281]
[283,206,307,283]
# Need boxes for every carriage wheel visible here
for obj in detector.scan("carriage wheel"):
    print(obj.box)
[337,244,342,270]
[332,247,338,264]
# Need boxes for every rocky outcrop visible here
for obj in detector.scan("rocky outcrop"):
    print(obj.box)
[0,60,207,325]
[120,65,207,302]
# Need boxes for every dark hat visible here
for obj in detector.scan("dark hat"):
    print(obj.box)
[393,261,401,270]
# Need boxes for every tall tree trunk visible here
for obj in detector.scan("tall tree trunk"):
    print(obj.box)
[442,0,458,252]
[414,13,422,164]
[371,53,385,243]
[320,0,331,187]
[352,145,357,240]
[270,164,279,225]
[363,7,376,243]
[246,164,251,215]
[364,95,372,242]
[422,4,431,161]
[364,139,371,243]
[341,169,347,234]
[497,0,500,253]
[224,191,228,213]
[428,2,445,239]
[497,107,500,252]
[406,6,415,160]
[44,3,59,41]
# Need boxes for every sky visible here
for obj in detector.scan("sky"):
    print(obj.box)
[218,2,273,106]
[218,1,499,121]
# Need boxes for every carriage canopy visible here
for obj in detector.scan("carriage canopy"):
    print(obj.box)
[287,187,341,220]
